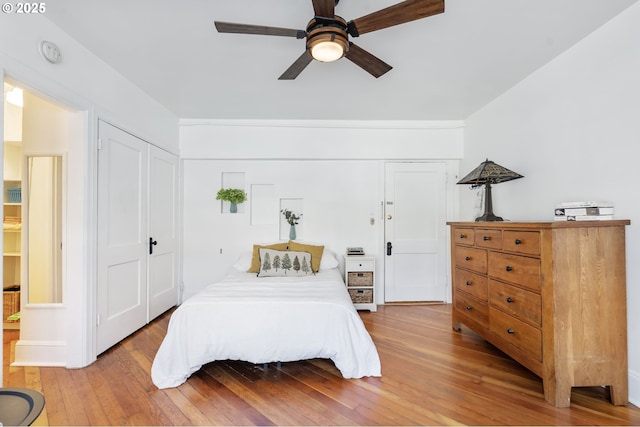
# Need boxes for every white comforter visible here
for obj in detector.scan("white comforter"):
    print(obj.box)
[151,268,381,388]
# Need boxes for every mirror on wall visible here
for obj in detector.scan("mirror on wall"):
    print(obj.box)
[26,155,63,304]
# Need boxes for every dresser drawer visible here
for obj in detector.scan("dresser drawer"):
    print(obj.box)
[345,260,374,272]
[488,252,541,292]
[489,279,541,326]
[454,268,488,300]
[475,229,503,249]
[455,246,487,274]
[503,230,540,255]
[455,291,488,328]
[489,307,542,361]
[453,228,475,246]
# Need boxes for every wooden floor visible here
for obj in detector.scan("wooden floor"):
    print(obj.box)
[4,304,640,426]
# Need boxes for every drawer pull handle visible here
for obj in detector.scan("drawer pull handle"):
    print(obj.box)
[465,305,473,311]
[459,234,466,239]
[506,297,514,303]
[483,236,490,241]
[515,239,522,245]
[465,256,471,261]
[505,266,513,272]
[507,328,515,334]
[466,281,472,286]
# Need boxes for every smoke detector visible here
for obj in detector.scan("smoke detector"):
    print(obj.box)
[39,40,62,64]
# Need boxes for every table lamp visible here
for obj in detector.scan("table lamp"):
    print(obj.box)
[457,159,523,221]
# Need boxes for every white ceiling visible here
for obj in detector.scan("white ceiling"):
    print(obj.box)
[45,0,637,121]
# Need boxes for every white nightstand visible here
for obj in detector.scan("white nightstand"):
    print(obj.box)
[343,254,376,312]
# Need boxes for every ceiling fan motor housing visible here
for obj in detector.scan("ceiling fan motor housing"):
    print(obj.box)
[306,16,349,60]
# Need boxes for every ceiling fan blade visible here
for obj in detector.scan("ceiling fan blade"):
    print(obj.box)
[347,0,444,36]
[215,21,306,39]
[312,0,335,18]
[344,43,392,78]
[279,51,314,80]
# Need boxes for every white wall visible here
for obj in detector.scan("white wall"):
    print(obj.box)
[462,2,640,405]
[182,159,381,300]
[180,119,464,160]
[0,13,179,371]
[0,14,179,153]
[180,120,464,302]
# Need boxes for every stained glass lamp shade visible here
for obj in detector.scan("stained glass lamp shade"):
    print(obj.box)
[457,159,523,221]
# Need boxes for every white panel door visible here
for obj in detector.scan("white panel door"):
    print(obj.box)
[384,162,448,302]
[148,146,179,320]
[96,121,148,354]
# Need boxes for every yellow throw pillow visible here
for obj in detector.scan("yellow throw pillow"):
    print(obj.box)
[288,241,324,273]
[247,242,289,273]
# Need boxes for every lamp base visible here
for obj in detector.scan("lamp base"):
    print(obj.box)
[475,183,504,222]
[475,212,504,222]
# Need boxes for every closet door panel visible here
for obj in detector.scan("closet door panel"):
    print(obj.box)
[96,121,148,355]
[148,146,179,320]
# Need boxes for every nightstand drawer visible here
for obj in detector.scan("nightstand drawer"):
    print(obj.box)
[345,260,374,272]
[489,279,541,326]
[454,246,487,274]
[349,288,373,303]
[347,272,373,287]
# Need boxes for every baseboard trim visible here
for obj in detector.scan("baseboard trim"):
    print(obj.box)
[11,339,66,367]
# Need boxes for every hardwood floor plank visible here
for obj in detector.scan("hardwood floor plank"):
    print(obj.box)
[4,304,640,426]
[190,369,276,425]
[163,386,214,425]
[38,367,70,426]
[202,361,316,425]
[81,361,132,426]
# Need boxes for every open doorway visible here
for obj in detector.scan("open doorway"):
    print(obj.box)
[3,80,71,369]
[3,82,23,331]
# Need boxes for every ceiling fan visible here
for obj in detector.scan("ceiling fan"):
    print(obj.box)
[214,0,444,80]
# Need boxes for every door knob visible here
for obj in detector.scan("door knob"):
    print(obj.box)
[387,214,392,220]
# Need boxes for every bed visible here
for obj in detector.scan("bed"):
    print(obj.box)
[151,247,381,389]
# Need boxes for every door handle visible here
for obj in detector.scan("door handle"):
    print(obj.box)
[149,237,157,255]
[387,242,392,256]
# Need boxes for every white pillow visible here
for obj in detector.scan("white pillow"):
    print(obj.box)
[232,252,253,271]
[257,248,314,277]
[319,249,339,270]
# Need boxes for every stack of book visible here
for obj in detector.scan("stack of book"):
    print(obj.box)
[554,202,614,221]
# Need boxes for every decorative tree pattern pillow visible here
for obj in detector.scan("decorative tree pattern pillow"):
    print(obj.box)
[257,248,313,277]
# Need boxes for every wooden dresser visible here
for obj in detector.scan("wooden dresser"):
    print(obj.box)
[447,221,630,407]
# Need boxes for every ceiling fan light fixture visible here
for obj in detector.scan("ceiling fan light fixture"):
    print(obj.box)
[306,17,349,63]
[310,39,345,62]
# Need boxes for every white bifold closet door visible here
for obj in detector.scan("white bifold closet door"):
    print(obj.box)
[96,121,178,355]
